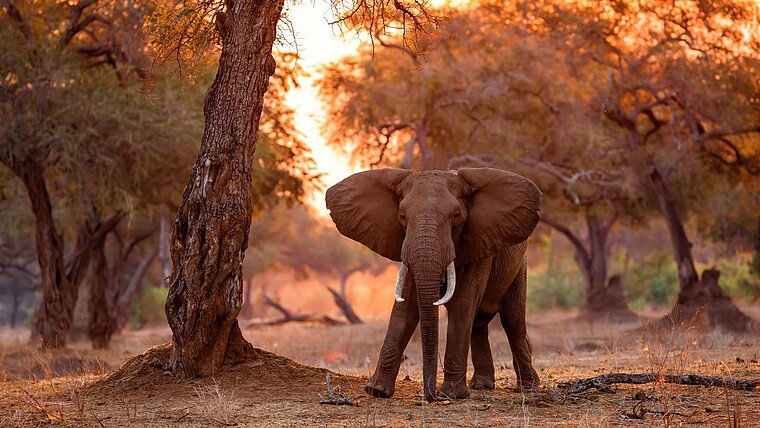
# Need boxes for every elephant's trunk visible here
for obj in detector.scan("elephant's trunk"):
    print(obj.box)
[415,272,442,402]
[406,228,450,402]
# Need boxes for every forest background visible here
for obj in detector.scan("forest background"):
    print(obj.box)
[1,0,758,348]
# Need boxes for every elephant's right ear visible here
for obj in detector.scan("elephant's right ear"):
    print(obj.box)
[325,169,412,261]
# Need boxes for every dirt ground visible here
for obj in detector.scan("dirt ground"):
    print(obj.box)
[1,309,759,427]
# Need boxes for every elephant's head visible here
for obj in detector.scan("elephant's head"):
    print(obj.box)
[325,168,542,401]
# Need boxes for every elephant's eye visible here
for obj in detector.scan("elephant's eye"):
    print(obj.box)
[398,213,406,224]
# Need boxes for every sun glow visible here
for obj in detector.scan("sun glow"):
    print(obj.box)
[284,4,362,215]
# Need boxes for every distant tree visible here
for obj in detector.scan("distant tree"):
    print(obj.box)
[246,204,389,324]
[0,0,169,348]
[318,6,648,317]
[525,0,760,331]
[86,221,158,349]
[0,219,38,327]
[1,0,318,348]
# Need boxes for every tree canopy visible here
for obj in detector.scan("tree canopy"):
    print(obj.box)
[317,0,760,328]
[0,0,320,348]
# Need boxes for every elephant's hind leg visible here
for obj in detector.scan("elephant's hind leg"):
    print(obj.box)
[365,292,419,398]
[499,260,540,391]
[470,313,496,390]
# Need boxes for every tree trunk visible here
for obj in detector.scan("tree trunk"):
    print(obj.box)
[164,0,283,378]
[647,166,700,291]
[101,228,157,338]
[112,250,157,333]
[10,286,21,328]
[239,274,256,320]
[647,165,754,332]
[88,243,112,349]
[542,215,635,318]
[581,215,607,306]
[159,206,172,281]
[12,156,74,349]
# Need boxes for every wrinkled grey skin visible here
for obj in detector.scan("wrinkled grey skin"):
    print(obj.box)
[326,168,542,402]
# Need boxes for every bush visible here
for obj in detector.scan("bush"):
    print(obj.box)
[625,253,678,308]
[715,256,760,302]
[527,253,584,311]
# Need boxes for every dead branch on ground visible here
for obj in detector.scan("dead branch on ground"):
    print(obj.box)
[242,295,345,327]
[319,374,361,405]
[326,287,363,324]
[560,373,758,394]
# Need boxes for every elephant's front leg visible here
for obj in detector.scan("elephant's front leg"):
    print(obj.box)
[437,300,475,400]
[365,288,419,398]
[438,262,490,400]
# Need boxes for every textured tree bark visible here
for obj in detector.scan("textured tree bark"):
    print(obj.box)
[164,0,284,377]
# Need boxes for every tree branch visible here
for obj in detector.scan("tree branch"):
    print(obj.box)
[326,286,362,324]
[541,216,590,265]
[60,0,100,49]
[376,31,420,68]
[2,0,35,49]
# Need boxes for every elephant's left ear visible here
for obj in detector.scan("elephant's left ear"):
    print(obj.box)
[456,168,542,264]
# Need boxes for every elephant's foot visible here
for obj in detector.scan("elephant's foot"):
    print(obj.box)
[364,374,395,398]
[469,373,495,390]
[437,379,470,400]
[514,367,540,392]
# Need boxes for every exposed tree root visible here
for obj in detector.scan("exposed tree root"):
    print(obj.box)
[560,373,758,394]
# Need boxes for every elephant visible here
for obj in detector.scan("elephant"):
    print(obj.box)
[325,167,542,402]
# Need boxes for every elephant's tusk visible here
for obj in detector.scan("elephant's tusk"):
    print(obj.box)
[434,262,456,306]
[394,263,408,303]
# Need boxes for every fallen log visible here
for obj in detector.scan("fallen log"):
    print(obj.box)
[326,286,363,324]
[560,373,758,394]
[243,295,345,327]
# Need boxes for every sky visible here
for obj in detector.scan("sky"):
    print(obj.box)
[283,3,362,214]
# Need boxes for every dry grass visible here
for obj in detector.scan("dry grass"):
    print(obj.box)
[1,308,759,427]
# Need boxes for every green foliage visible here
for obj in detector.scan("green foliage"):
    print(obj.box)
[129,285,168,329]
[625,253,679,307]
[714,257,760,302]
[527,252,584,312]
